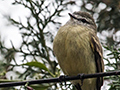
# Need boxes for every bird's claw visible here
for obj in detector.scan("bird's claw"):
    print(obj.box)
[59,75,67,86]
[77,73,85,86]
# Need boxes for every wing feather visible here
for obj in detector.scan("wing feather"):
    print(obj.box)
[89,32,104,90]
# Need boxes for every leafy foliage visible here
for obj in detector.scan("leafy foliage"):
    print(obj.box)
[81,0,120,47]
[0,0,69,89]
[104,46,120,90]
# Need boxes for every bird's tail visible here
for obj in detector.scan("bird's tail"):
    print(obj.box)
[75,83,82,90]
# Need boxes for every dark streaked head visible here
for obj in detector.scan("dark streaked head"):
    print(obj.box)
[67,11,97,30]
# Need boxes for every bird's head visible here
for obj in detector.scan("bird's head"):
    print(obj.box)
[67,11,97,30]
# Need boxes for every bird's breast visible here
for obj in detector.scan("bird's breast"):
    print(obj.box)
[53,25,96,76]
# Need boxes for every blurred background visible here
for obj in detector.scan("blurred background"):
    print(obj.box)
[0,0,120,90]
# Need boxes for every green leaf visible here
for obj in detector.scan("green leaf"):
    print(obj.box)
[0,79,20,83]
[30,84,50,90]
[22,61,48,71]
[22,61,55,77]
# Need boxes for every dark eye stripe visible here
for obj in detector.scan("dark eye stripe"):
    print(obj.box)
[68,13,90,24]
[73,17,90,24]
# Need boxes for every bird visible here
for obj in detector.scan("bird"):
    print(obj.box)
[53,11,104,90]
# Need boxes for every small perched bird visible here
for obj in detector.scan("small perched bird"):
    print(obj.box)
[53,11,104,90]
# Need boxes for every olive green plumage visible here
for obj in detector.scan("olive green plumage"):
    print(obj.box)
[53,11,104,90]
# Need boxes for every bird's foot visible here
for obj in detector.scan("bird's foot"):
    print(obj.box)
[59,75,67,86]
[77,73,85,86]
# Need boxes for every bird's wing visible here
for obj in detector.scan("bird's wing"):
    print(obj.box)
[89,32,104,90]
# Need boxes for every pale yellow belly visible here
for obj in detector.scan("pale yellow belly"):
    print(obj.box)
[56,27,96,75]
[53,25,97,90]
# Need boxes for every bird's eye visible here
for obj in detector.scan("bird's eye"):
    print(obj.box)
[80,19,90,24]
[81,19,87,23]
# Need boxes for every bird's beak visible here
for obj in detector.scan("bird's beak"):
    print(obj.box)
[68,13,77,20]
[68,13,74,18]
[68,13,73,17]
